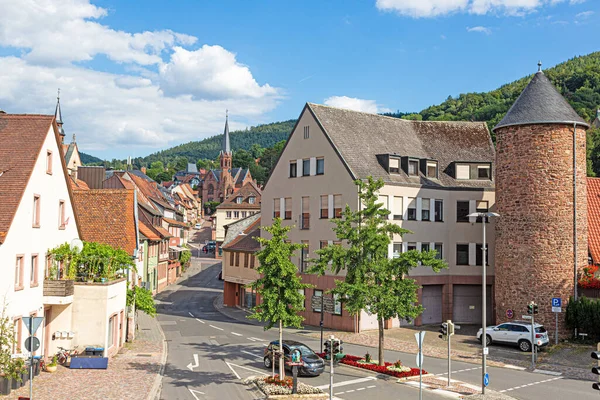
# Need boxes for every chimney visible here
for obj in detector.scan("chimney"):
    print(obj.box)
[141,166,147,174]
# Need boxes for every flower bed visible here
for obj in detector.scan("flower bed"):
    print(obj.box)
[317,353,426,378]
[244,375,324,396]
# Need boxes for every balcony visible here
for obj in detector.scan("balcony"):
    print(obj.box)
[43,279,74,305]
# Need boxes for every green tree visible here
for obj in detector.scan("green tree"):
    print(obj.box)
[250,143,265,159]
[127,286,156,317]
[232,149,255,169]
[249,218,312,378]
[175,156,189,171]
[259,140,286,174]
[0,300,15,376]
[310,177,447,365]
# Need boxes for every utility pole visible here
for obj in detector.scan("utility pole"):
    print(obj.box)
[329,335,334,400]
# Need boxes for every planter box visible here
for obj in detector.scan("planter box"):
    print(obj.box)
[0,377,11,395]
[43,279,74,296]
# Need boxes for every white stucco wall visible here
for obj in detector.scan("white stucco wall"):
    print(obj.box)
[71,279,127,357]
[0,126,80,354]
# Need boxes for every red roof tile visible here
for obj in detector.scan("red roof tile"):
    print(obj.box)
[222,217,261,252]
[588,177,600,264]
[72,189,137,255]
[217,181,262,210]
[139,221,160,241]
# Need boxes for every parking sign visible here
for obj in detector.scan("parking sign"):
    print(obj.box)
[552,298,561,307]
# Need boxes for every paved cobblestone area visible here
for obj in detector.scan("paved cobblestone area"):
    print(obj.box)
[4,313,164,400]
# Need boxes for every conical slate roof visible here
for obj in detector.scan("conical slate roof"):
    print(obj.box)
[221,113,231,153]
[493,71,589,132]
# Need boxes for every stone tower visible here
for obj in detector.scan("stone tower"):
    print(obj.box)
[493,65,589,340]
[219,111,233,201]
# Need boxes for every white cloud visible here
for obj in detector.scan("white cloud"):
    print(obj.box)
[575,10,594,18]
[0,0,282,157]
[376,0,578,17]
[159,45,278,100]
[323,96,389,114]
[467,26,492,34]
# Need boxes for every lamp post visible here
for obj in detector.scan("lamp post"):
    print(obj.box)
[467,211,499,395]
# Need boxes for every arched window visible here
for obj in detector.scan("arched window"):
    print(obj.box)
[207,185,214,195]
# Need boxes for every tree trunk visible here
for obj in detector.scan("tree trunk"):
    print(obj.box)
[378,316,385,366]
[279,320,285,378]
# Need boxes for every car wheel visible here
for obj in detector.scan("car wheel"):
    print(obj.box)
[264,356,272,369]
[486,335,492,346]
[518,339,531,352]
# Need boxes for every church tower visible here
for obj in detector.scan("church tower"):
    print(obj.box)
[493,63,589,340]
[219,111,233,201]
[55,89,66,144]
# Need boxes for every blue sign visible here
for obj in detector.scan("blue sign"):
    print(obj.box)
[484,373,490,387]
[552,298,562,307]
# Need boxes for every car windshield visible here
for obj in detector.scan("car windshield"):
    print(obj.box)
[535,326,546,333]
[289,345,314,356]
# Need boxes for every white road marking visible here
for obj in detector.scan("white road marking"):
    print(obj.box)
[195,318,205,324]
[367,385,376,389]
[248,337,267,342]
[209,324,224,331]
[209,339,219,346]
[226,361,268,378]
[357,387,365,391]
[231,332,243,336]
[247,337,257,342]
[533,369,562,376]
[187,354,199,372]
[226,362,241,379]
[437,366,482,376]
[188,312,194,317]
[499,376,562,393]
[241,350,262,359]
[316,376,377,390]
[188,388,205,400]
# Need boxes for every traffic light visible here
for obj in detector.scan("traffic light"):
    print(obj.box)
[323,340,331,360]
[439,322,448,340]
[527,303,533,315]
[332,339,343,355]
[533,304,539,315]
[592,351,600,391]
[447,321,455,336]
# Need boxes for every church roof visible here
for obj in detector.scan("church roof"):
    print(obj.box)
[221,113,231,153]
[493,70,589,132]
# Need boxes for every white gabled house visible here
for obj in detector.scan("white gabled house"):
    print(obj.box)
[0,113,82,358]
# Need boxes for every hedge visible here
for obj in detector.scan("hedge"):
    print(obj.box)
[565,296,600,341]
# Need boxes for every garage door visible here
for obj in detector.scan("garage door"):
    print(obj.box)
[453,285,492,324]
[421,285,443,325]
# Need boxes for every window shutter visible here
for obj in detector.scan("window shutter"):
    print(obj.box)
[416,198,422,221]
[403,196,409,220]
[469,200,476,223]
[310,157,317,176]
[328,195,334,219]
[469,243,476,266]
[430,199,436,220]
[456,164,470,179]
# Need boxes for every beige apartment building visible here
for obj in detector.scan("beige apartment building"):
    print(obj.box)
[261,103,496,332]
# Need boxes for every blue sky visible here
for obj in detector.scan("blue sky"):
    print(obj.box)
[0,0,597,159]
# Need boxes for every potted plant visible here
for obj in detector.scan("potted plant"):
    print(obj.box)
[8,358,23,389]
[45,356,58,373]
[0,372,11,396]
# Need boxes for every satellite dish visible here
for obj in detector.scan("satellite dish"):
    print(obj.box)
[70,238,84,253]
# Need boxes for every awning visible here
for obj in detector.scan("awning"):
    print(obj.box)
[169,246,187,252]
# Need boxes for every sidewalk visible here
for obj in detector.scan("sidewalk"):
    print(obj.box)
[4,313,165,400]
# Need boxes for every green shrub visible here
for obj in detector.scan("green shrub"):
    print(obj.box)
[565,296,600,341]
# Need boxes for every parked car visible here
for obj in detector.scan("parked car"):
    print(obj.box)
[477,321,549,352]
[194,223,202,229]
[264,340,325,376]
[202,241,216,253]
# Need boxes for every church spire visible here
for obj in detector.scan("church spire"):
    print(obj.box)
[221,110,231,154]
[55,88,65,138]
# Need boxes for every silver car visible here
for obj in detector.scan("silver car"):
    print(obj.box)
[477,321,549,352]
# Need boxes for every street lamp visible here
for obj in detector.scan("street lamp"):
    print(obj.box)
[467,211,499,395]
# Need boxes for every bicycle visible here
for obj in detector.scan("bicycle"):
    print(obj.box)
[56,346,79,365]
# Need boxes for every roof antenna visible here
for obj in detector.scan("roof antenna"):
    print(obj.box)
[537,61,542,72]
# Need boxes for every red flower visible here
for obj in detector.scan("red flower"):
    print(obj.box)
[315,353,425,378]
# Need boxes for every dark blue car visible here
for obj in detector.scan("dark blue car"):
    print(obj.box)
[263,340,325,376]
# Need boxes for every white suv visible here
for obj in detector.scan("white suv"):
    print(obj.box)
[477,321,549,352]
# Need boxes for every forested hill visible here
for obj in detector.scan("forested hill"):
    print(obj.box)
[142,119,296,165]
[384,52,600,138]
[80,152,103,165]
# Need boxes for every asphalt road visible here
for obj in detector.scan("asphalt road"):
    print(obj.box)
[157,261,596,399]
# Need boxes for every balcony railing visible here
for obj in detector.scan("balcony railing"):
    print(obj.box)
[43,279,74,297]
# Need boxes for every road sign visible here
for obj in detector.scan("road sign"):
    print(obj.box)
[506,309,514,319]
[311,296,335,313]
[22,317,43,336]
[552,306,562,313]
[552,298,562,307]
[414,331,426,347]
[483,347,489,355]
[416,352,424,368]
[522,315,532,320]
[24,337,40,353]
[484,373,490,387]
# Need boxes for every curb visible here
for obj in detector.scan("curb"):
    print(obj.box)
[147,310,169,400]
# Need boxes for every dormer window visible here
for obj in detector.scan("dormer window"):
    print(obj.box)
[478,165,491,179]
[389,158,400,174]
[236,196,243,204]
[408,160,418,176]
[249,196,255,204]
[426,161,438,178]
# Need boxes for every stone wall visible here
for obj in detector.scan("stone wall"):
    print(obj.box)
[494,123,587,340]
